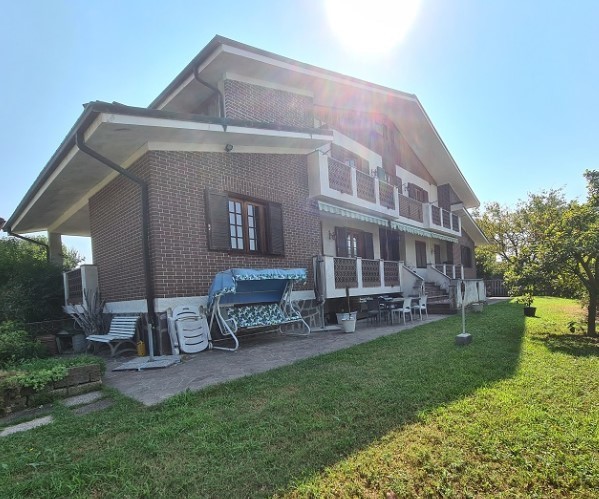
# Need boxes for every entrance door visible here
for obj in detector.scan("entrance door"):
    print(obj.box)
[415,241,427,268]
[434,244,441,265]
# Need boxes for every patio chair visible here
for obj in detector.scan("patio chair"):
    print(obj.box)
[411,295,429,320]
[86,315,139,357]
[391,297,413,324]
[167,305,210,354]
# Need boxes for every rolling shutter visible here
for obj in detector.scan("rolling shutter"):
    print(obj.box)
[363,232,374,260]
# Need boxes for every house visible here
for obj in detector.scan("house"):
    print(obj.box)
[3,35,487,330]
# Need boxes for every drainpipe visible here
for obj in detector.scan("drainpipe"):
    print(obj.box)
[0,218,50,262]
[193,66,226,129]
[75,132,157,361]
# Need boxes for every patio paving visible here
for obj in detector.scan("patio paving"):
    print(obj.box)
[103,314,451,406]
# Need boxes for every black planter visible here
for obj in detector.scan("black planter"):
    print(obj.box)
[524,306,536,317]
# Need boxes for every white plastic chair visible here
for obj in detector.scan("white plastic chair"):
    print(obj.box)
[391,297,413,324]
[411,295,429,320]
[167,305,210,354]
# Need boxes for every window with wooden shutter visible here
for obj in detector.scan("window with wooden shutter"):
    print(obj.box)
[205,189,284,256]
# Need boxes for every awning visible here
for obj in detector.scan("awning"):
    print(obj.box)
[317,201,389,227]
[390,221,458,243]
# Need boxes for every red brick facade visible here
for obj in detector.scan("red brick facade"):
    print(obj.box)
[223,79,314,128]
[89,151,321,302]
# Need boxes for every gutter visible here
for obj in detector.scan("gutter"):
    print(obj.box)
[0,218,50,261]
[74,131,157,361]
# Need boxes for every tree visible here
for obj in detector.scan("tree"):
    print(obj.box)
[476,170,598,337]
[537,170,599,336]
[0,236,83,323]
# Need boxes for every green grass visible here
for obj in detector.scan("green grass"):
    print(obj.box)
[0,298,597,497]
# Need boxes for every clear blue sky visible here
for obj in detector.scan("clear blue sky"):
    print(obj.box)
[1,0,596,263]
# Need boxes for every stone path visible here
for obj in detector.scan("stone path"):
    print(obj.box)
[0,390,111,437]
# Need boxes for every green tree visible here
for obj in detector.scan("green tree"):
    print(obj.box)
[537,170,599,336]
[0,236,83,323]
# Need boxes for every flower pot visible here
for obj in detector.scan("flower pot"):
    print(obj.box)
[471,302,484,313]
[341,318,357,333]
[524,306,536,317]
[71,333,87,354]
[336,312,357,324]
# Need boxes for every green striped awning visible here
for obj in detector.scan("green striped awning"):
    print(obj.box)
[390,221,458,243]
[317,201,389,227]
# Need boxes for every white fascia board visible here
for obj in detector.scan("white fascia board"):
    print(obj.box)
[11,115,104,232]
[157,45,225,110]
[221,45,418,103]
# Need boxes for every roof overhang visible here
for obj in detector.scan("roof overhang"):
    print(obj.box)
[154,36,479,208]
[454,207,488,245]
[6,102,332,236]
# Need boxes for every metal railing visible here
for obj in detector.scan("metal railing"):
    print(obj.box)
[379,181,395,209]
[433,263,464,280]
[361,258,381,287]
[328,157,352,194]
[356,169,376,202]
[399,194,423,222]
[430,205,460,232]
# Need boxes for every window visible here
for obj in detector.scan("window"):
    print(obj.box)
[334,227,374,259]
[461,245,473,268]
[228,198,266,253]
[407,183,429,203]
[415,241,427,268]
[206,190,284,255]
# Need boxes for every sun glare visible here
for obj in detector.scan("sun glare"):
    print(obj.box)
[325,0,420,55]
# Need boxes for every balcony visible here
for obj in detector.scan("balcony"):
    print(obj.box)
[308,154,398,219]
[318,256,401,298]
[427,205,461,237]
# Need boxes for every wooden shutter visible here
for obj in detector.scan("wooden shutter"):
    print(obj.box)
[335,227,348,257]
[362,232,374,260]
[267,202,285,255]
[205,190,230,251]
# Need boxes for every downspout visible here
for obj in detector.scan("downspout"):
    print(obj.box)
[0,220,50,262]
[75,132,157,360]
[193,66,226,130]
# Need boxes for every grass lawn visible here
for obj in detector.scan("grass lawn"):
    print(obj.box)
[0,298,597,497]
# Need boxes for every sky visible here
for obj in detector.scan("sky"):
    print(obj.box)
[1,0,597,263]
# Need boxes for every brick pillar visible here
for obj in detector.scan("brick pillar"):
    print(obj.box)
[48,232,63,267]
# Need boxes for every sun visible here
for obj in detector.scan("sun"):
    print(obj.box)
[325,0,421,55]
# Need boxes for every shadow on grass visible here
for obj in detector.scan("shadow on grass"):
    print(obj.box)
[0,302,525,498]
[538,332,599,357]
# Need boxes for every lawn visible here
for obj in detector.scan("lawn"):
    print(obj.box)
[0,298,597,497]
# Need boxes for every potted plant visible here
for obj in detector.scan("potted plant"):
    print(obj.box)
[339,287,357,333]
[517,293,536,317]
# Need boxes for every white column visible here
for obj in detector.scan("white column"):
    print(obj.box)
[48,232,63,266]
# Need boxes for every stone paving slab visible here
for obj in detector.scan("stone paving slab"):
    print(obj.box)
[103,315,450,406]
[62,390,104,408]
[73,399,114,416]
[0,415,54,437]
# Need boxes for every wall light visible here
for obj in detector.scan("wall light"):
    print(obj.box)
[328,230,336,240]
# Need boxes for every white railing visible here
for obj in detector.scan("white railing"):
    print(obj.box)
[321,256,402,298]
[307,153,399,218]
[432,264,464,280]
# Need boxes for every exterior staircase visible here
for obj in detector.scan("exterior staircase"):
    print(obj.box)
[424,282,456,314]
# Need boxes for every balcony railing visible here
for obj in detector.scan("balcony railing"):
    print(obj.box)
[356,169,376,202]
[399,194,423,222]
[325,256,401,298]
[379,181,395,209]
[328,157,352,194]
[433,263,464,280]
[430,205,461,233]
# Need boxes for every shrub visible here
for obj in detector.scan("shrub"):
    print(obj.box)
[0,321,47,367]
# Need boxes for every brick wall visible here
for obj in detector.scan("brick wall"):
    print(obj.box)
[223,79,313,128]
[89,151,321,302]
[89,156,150,301]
